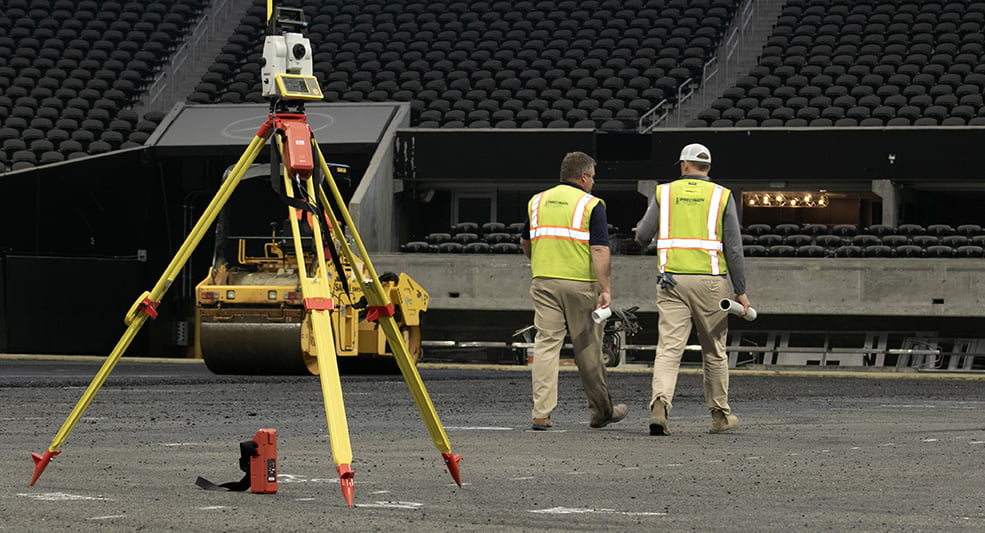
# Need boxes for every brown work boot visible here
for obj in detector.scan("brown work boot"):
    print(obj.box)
[590,404,628,428]
[709,410,739,433]
[649,403,669,436]
[532,418,552,431]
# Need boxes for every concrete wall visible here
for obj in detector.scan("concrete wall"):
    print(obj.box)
[370,254,985,318]
[349,104,411,252]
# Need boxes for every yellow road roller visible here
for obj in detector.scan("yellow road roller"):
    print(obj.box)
[193,168,428,375]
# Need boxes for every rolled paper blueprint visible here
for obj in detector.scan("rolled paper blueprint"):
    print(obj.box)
[720,299,757,321]
[591,307,612,324]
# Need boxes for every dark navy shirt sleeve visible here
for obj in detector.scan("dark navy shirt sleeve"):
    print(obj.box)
[522,220,530,240]
[589,202,609,246]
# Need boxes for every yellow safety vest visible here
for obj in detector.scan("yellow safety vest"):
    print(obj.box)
[528,184,602,281]
[655,178,730,275]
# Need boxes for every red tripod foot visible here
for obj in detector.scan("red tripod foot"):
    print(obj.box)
[337,463,354,507]
[30,450,60,486]
[442,452,463,487]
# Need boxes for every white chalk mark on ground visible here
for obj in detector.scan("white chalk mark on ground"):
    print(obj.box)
[445,426,514,431]
[511,476,535,480]
[88,515,126,520]
[18,492,112,501]
[295,498,316,501]
[356,501,424,510]
[529,507,667,516]
[370,490,390,494]
[922,438,939,442]
[198,506,232,510]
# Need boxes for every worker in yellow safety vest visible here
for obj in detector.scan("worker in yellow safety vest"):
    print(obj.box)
[520,151,628,431]
[634,143,752,436]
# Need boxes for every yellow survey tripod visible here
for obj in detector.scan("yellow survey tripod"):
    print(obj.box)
[29,99,463,509]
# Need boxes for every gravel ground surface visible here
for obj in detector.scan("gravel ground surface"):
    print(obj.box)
[2,356,984,532]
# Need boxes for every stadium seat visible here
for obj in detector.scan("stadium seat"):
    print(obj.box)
[437,242,465,253]
[882,235,909,248]
[956,224,983,237]
[897,224,926,236]
[861,245,892,258]
[927,224,955,237]
[464,242,491,253]
[894,245,924,258]
[815,235,844,248]
[801,224,828,236]
[400,241,433,253]
[912,235,940,248]
[773,223,800,236]
[833,245,863,258]
[425,232,452,245]
[743,224,771,236]
[767,245,796,257]
[864,224,896,236]
[796,245,827,257]
[743,245,767,257]
[783,234,813,247]
[756,234,783,247]
[452,232,480,245]
[851,235,881,247]
[955,245,985,258]
[925,245,956,258]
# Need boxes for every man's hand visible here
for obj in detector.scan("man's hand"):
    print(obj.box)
[596,289,611,310]
[734,293,751,318]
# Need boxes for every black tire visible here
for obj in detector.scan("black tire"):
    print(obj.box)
[602,332,621,367]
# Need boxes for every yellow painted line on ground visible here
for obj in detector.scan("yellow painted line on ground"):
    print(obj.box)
[2,354,982,380]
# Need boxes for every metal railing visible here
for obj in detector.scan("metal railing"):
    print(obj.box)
[143,0,234,114]
[639,0,778,129]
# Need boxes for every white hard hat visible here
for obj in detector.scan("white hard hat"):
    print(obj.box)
[679,143,711,163]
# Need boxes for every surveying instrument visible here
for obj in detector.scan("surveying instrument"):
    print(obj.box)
[29,2,463,507]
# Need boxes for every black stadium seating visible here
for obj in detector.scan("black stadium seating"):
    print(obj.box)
[3,1,985,261]
[187,0,741,131]
[689,0,985,128]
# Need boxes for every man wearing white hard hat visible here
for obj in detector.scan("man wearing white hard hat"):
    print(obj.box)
[634,143,752,435]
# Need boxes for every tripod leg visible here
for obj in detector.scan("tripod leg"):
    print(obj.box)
[311,139,463,486]
[276,135,356,506]
[30,132,271,486]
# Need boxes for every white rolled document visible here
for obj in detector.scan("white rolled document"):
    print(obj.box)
[591,307,612,324]
[720,299,757,321]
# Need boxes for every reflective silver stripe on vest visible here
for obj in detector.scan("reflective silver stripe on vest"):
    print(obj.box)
[529,226,591,241]
[658,183,672,273]
[571,192,593,229]
[706,185,725,275]
[656,238,724,251]
[530,192,543,227]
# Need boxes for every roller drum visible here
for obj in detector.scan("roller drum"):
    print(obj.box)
[200,322,310,375]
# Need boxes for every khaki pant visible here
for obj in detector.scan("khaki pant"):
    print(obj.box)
[530,277,615,425]
[650,274,732,416]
